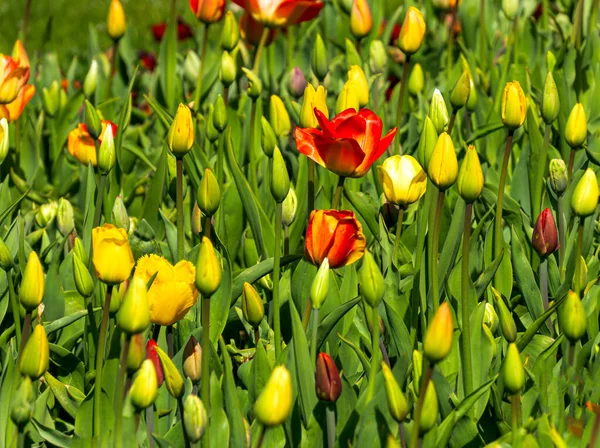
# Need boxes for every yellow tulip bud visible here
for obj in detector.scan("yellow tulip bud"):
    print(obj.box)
[450,70,471,110]
[419,381,438,433]
[195,237,222,296]
[466,77,478,112]
[300,84,328,128]
[397,7,426,55]
[168,104,194,158]
[541,72,559,124]
[117,277,150,334]
[427,132,458,191]
[19,325,49,379]
[571,168,599,217]
[417,116,439,171]
[270,95,291,138]
[377,155,427,207]
[336,80,360,115]
[0,118,8,165]
[197,168,221,217]
[127,333,145,374]
[107,0,127,41]
[20,251,45,312]
[559,290,587,342]
[154,344,185,399]
[183,336,202,383]
[350,0,372,39]
[92,224,135,285]
[429,89,449,135]
[381,362,408,422]
[407,63,424,96]
[348,65,369,107]
[501,81,527,130]
[242,282,264,328]
[130,359,158,410]
[502,343,525,394]
[73,253,94,298]
[423,302,454,362]
[564,103,587,148]
[457,145,484,203]
[254,365,293,426]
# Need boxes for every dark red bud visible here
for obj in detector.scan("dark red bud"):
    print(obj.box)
[315,353,342,402]
[532,208,559,256]
[146,339,164,387]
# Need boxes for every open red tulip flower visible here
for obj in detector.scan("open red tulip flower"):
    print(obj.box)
[295,108,397,178]
[305,209,366,269]
[233,0,324,28]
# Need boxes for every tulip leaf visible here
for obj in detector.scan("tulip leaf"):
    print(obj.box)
[465,121,504,144]
[44,372,81,419]
[337,332,371,377]
[516,292,566,352]
[437,200,465,299]
[115,66,138,171]
[31,417,73,448]
[344,190,380,241]
[209,237,232,344]
[219,337,247,448]
[316,296,361,350]
[383,299,412,372]
[0,188,29,229]
[158,209,178,263]
[474,249,504,299]
[141,148,168,230]
[44,307,100,335]
[511,226,545,321]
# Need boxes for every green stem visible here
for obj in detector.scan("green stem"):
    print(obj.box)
[574,222,584,294]
[541,0,549,30]
[114,332,130,448]
[533,124,551,220]
[201,296,211,448]
[284,225,290,257]
[392,207,405,266]
[93,289,112,441]
[558,196,566,281]
[176,158,185,262]
[395,56,411,155]
[399,422,407,448]
[248,102,258,191]
[366,305,380,402]
[539,258,553,336]
[273,203,283,359]
[573,0,584,50]
[590,407,600,448]
[431,190,445,314]
[302,298,312,332]
[106,40,119,97]
[325,405,336,448]
[460,203,474,401]
[447,111,457,136]
[409,363,433,448]
[252,28,270,74]
[512,394,520,447]
[93,175,107,229]
[494,131,513,285]
[568,149,576,182]
[8,270,21,349]
[193,25,209,110]
[308,159,315,215]
[310,308,320,369]
[18,312,31,355]
[332,176,345,210]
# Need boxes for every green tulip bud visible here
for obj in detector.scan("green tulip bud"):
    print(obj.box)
[84,100,102,139]
[73,253,94,298]
[270,95,291,137]
[369,40,387,74]
[0,237,13,271]
[358,250,385,308]
[112,195,129,231]
[110,281,125,314]
[195,237,222,296]
[197,168,221,217]
[192,203,203,236]
[559,290,587,342]
[312,34,328,82]
[36,201,57,227]
[221,11,239,51]
[271,147,290,203]
[546,50,556,72]
[466,77,478,112]
[261,116,278,157]
[407,63,424,96]
[241,68,262,99]
[184,50,200,85]
[381,362,408,422]
[98,124,116,175]
[483,302,499,333]
[11,376,34,428]
[429,89,449,134]
[56,198,75,237]
[154,344,185,399]
[19,324,50,379]
[73,237,88,266]
[502,0,519,19]
[419,381,438,433]
[549,159,568,196]
[20,251,45,312]
[310,258,330,310]
[502,343,525,394]
[205,106,219,143]
[184,395,208,443]
[571,168,599,217]
[254,365,293,426]
[130,359,158,410]
[492,287,517,343]
[42,81,61,117]
[117,277,150,334]
[417,116,439,173]
[242,282,264,328]
[345,38,362,67]
[282,185,298,227]
[213,95,228,133]
[219,51,237,87]
[541,72,560,124]
[127,333,145,374]
[450,70,471,110]
[574,256,588,295]
[423,302,454,362]
[83,60,99,98]
[183,335,202,383]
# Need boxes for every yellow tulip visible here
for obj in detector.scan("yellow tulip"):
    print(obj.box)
[254,365,293,426]
[427,132,458,191]
[195,237,222,296]
[348,65,369,107]
[501,81,527,130]
[92,224,135,285]
[397,7,426,55]
[300,84,328,128]
[20,251,45,312]
[134,254,198,326]
[457,145,484,203]
[168,104,194,158]
[571,168,599,217]
[19,324,49,379]
[336,80,360,115]
[564,103,587,149]
[350,0,373,39]
[130,359,158,410]
[377,155,427,207]
[107,0,127,41]
[423,302,454,362]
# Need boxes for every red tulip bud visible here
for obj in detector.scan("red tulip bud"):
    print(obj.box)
[315,353,342,402]
[146,339,164,387]
[532,208,559,257]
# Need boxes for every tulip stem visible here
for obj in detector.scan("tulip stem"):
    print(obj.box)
[409,362,433,448]
[332,176,345,210]
[366,305,380,402]
[567,149,576,181]
[392,207,405,267]
[8,270,21,349]
[533,124,552,220]
[273,203,283,359]
[399,422,407,448]
[494,130,513,286]
[18,312,31,355]
[93,175,107,229]
[284,225,290,256]
[146,407,155,448]
[192,24,209,110]
[106,40,119,97]
[302,299,312,331]
[447,111,457,136]
[248,102,258,192]
[310,307,320,369]
[557,196,566,281]
[93,290,112,441]
[201,296,211,448]
[511,394,520,447]
[114,332,130,448]
[395,55,410,155]
[253,28,270,74]
[326,405,336,448]
[539,258,553,336]
[308,159,315,214]
[431,190,445,314]
[460,202,474,403]
[575,221,584,295]
[176,158,185,262]
[591,410,600,448]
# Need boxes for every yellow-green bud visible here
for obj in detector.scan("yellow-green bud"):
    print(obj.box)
[117,276,150,334]
[501,81,527,130]
[42,81,61,117]
[559,290,587,342]
[19,324,50,379]
[197,168,221,217]
[168,104,194,158]
[254,365,293,426]
[492,287,517,343]
[184,51,201,86]
[112,195,129,231]
[130,359,158,410]
[502,343,525,394]
[195,237,222,296]
[0,118,8,165]
[73,237,87,266]
[312,34,328,82]
[205,106,219,143]
[549,159,568,196]
[345,37,362,68]
[183,335,202,383]
[564,103,587,148]
[110,281,125,314]
[261,116,278,157]
[282,186,298,226]
[429,89,449,134]
[36,201,57,227]
[450,70,471,110]
[73,253,94,298]
[221,11,239,51]
[336,80,360,115]
[574,256,588,295]
[310,258,330,310]
[183,395,208,443]
[11,376,34,427]
[213,95,228,133]
[84,100,102,139]
[502,0,519,19]
[428,132,458,191]
[407,63,424,96]
[270,95,291,137]
[466,77,478,112]
[242,282,264,328]
[127,333,145,374]
[20,251,45,312]
[369,40,386,74]
[546,50,556,72]
[457,144,484,203]
[241,68,262,99]
[271,147,290,203]
[220,51,237,87]
[571,168,599,217]
[358,250,384,308]
[348,65,369,107]
[0,237,13,271]
[56,198,75,237]
[417,116,438,173]
[192,203,203,236]
[541,72,559,124]
[423,302,454,362]
[381,362,408,422]
[483,303,499,333]
[155,344,184,399]
[83,60,99,98]
[419,381,438,433]
[98,123,116,175]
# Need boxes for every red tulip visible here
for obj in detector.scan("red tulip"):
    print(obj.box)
[189,0,226,24]
[305,210,366,269]
[151,19,194,42]
[139,51,158,72]
[295,108,397,178]
[146,339,164,387]
[532,208,559,257]
[239,13,279,47]
[233,0,324,28]
[315,353,342,402]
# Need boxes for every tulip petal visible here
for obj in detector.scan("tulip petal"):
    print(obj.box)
[315,108,337,138]
[330,108,359,128]
[274,0,324,25]
[327,216,366,268]
[305,210,338,265]
[355,126,397,177]
[311,134,365,177]
[295,127,326,166]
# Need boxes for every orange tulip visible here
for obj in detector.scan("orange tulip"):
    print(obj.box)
[67,120,117,167]
[239,13,279,46]
[189,0,226,23]
[295,108,397,178]
[0,84,34,122]
[233,0,324,28]
[0,41,34,121]
[305,210,366,269]
[0,55,29,104]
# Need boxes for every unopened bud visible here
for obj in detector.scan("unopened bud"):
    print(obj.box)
[261,116,278,157]
[195,237,222,296]
[73,253,94,298]
[419,381,438,433]
[541,72,559,124]
[154,344,185,398]
[270,95,291,137]
[241,68,262,99]
[549,159,568,196]
[11,376,34,427]
[408,63,424,96]
[532,208,559,257]
[565,103,587,148]
[429,89,449,134]
[348,65,369,107]
[315,353,342,402]
[83,60,99,98]
[492,287,517,343]
[282,186,298,226]
[0,237,13,271]
[183,395,208,443]
[271,147,290,203]
[502,0,519,19]
[213,95,228,132]
[483,303,499,333]
[19,325,50,379]
[358,250,384,308]
[502,343,525,394]
[350,0,372,38]
[369,40,386,74]
[205,106,219,143]
[183,336,202,383]
[36,201,57,227]
[112,196,129,230]
[559,290,587,341]
[571,168,599,217]
[457,144,484,203]
[197,168,221,217]
[168,104,194,158]
[417,116,439,172]
[242,282,264,328]
[130,359,158,410]
[98,124,116,175]
[221,11,239,51]
[381,362,408,422]
[127,333,145,374]
[220,51,237,87]
[336,80,360,115]
[42,81,61,117]
[290,67,307,98]
[84,100,102,139]
[428,132,458,191]
[312,34,328,82]
[423,302,453,362]
[20,251,45,312]
[254,365,293,426]
[57,198,75,236]
[311,258,330,310]
[450,70,471,110]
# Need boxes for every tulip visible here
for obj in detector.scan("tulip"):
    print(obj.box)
[564,103,587,148]
[574,256,588,295]
[204,106,219,143]
[0,237,13,271]
[107,0,127,40]
[541,72,559,124]
[369,40,386,74]
[83,60,98,98]
[270,95,291,137]
[423,302,454,362]
[336,80,360,115]
[242,282,265,328]
[35,202,57,227]
[219,51,237,87]
[282,186,298,226]
[195,237,222,296]
[73,238,87,266]
[183,336,202,383]
[197,168,221,217]
[11,377,33,427]
[19,324,49,379]
[310,258,330,310]
[261,116,278,157]
[254,365,293,426]
[501,81,527,130]
[117,277,150,334]
[300,84,328,128]
[20,251,44,312]
[429,89,449,134]
[304,210,366,269]
[571,169,599,217]
[290,67,307,98]
[189,0,225,24]
[502,343,525,394]
[466,77,478,112]
[84,100,102,139]
[0,117,8,164]
[348,65,369,107]
[241,67,262,99]
[92,224,135,285]
[213,94,228,132]
[419,381,438,433]
[359,250,385,308]
[407,63,424,96]
[428,132,458,191]
[483,303,499,333]
[417,116,438,171]
[233,0,324,28]
[127,334,145,374]
[42,81,60,117]
[450,70,471,110]
[56,198,75,236]
[378,155,427,207]
[397,7,426,55]
[183,395,208,442]
[154,344,185,399]
[221,11,240,51]
[381,362,408,422]
[0,55,30,104]
[457,145,484,203]
[134,254,198,326]
[532,208,559,257]
[559,290,587,341]
[350,0,372,38]
[549,159,568,196]
[239,13,278,47]
[130,359,158,410]
[295,109,397,178]
[502,0,519,19]
[146,340,165,387]
[98,123,116,175]
[73,253,94,298]
[168,104,194,158]
[492,287,517,343]
[0,83,34,122]
[312,34,328,81]
[67,120,117,167]
[315,353,342,402]
[112,196,129,231]
[271,148,291,203]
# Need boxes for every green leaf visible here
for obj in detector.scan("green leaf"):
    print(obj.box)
[466,121,504,144]
[219,338,247,448]
[316,296,361,350]
[210,238,232,343]
[511,226,544,321]
[337,332,371,377]
[474,249,504,299]
[31,417,73,448]
[344,190,380,241]
[516,292,567,351]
